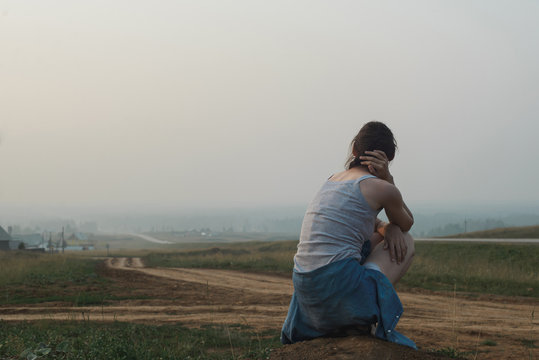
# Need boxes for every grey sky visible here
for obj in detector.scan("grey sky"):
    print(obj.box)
[1,1,538,210]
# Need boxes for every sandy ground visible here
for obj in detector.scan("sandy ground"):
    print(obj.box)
[1,257,537,359]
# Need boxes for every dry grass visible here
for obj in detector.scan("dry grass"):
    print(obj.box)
[0,252,94,286]
[400,242,539,297]
[443,225,539,239]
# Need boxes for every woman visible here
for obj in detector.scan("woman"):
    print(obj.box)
[281,121,416,349]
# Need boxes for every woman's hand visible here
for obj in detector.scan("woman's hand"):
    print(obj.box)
[359,150,394,184]
[383,223,408,264]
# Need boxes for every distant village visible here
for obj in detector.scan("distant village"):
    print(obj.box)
[0,225,95,252]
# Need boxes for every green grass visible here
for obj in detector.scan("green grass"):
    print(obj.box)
[0,252,114,305]
[144,240,539,297]
[143,241,297,275]
[428,347,470,359]
[0,320,280,359]
[442,225,539,239]
[0,252,100,287]
[400,242,539,297]
[480,340,497,346]
[520,338,537,348]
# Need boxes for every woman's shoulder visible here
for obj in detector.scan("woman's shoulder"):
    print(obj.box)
[359,176,399,209]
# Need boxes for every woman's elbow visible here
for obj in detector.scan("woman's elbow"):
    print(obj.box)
[401,219,414,233]
[400,225,412,233]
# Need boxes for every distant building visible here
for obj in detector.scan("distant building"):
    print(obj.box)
[0,225,21,250]
[12,233,46,249]
[66,232,94,250]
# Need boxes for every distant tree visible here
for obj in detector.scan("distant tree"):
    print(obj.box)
[18,242,25,250]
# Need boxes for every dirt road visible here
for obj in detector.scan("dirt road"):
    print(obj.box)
[126,233,173,244]
[1,257,537,359]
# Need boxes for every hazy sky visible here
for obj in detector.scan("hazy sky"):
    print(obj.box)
[1,1,538,210]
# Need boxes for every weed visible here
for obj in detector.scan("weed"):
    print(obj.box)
[480,339,497,346]
[429,346,470,359]
[520,338,536,348]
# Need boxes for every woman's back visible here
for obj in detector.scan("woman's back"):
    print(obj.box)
[294,174,380,272]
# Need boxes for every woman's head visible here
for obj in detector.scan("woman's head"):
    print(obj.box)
[346,121,397,169]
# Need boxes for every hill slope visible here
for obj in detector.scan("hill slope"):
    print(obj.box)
[441,225,539,239]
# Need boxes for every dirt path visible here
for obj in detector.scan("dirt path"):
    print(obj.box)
[0,304,287,329]
[125,267,293,296]
[1,257,537,359]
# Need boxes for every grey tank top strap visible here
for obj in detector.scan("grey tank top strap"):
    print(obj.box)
[356,174,377,183]
[327,174,377,182]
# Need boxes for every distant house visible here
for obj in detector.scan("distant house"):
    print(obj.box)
[0,226,12,250]
[66,232,94,250]
[0,226,21,250]
[13,233,45,249]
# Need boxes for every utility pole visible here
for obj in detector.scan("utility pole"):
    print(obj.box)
[464,217,467,233]
[61,226,66,253]
[48,233,53,254]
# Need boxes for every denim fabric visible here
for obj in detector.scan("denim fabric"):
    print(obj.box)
[281,257,416,349]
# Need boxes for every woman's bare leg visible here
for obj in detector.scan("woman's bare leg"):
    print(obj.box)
[364,232,415,285]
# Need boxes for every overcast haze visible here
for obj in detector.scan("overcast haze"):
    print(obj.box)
[1,1,538,211]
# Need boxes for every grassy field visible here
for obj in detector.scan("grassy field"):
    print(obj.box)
[0,252,151,305]
[443,225,539,239]
[400,242,539,296]
[0,321,279,360]
[0,251,279,359]
[2,239,538,300]
[90,232,298,251]
[0,252,111,305]
[143,240,539,297]
[143,241,297,274]
[1,237,537,359]
[0,252,98,287]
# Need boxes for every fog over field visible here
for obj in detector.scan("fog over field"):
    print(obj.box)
[1,1,539,233]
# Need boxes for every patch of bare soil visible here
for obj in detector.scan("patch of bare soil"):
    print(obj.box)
[270,335,459,360]
[0,257,537,360]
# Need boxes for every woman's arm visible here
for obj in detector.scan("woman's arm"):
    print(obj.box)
[362,150,414,263]
[393,183,413,222]
[380,184,414,232]
[361,150,414,231]
[373,186,413,264]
